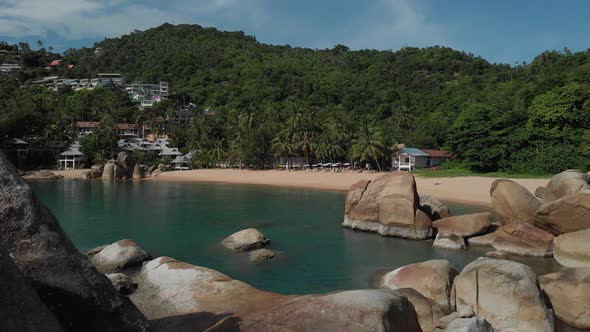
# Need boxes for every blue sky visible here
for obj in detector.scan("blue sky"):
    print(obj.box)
[0,0,589,64]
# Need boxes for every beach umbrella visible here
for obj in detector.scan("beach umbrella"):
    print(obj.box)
[343,163,351,166]
[312,164,318,167]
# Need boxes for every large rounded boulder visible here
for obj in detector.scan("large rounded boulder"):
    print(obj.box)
[553,229,590,267]
[535,193,590,235]
[222,228,270,251]
[452,258,554,332]
[132,165,144,179]
[432,212,492,238]
[539,268,590,329]
[543,169,590,203]
[240,289,423,332]
[90,239,152,273]
[343,173,433,239]
[393,288,446,332]
[381,259,458,310]
[102,159,116,180]
[490,179,540,225]
[491,222,554,257]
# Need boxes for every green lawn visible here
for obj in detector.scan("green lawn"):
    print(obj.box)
[411,168,551,179]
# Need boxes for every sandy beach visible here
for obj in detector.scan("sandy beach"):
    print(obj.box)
[54,168,549,206]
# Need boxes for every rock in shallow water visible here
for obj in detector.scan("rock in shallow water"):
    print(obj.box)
[433,233,466,250]
[0,151,149,331]
[491,222,554,257]
[539,268,590,329]
[452,258,554,332]
[419,193,451,220]
[343,173,433,239]
[91,239,152,273]
[132,256,423,331]
[432,212,492,238]
[553,229,590,267]
[380,259,457,310]
[249,248,278,263]
[222,228,270,251]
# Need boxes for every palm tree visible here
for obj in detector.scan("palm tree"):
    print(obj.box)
[209,138,226,166]
[271,131,294,167]
[350,122,385,171]
[293,130,317,166]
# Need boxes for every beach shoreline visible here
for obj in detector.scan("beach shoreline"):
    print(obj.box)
[53,168,549,207]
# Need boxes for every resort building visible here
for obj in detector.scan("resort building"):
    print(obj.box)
[392,147,452,171]
[76,122,100,136]
[171,151,195,170]
[169,109,195,125]
[2,138,30,159]
[0,63,22,72]
[127,81,169,109]
[114,124,140,138]
[96,73,126,87]
[59,142,87,169]
[159,145,183,160]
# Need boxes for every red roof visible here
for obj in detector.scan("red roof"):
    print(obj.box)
[75,121,99,128]
[421,149,452,158]
[49,60,62,66]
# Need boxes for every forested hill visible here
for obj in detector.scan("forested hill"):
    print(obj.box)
[3,23,590,173]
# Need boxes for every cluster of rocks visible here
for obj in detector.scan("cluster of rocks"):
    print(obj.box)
[344,170,590,329]
[81,151,169,180]
[221,228,279,263]
[380,258,562,331]
[21,169,64,180]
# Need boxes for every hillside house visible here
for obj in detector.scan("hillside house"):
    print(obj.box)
[59,142,87,169]
[76,122,100,136]
[114,124,140,138]
[392,148,452,171]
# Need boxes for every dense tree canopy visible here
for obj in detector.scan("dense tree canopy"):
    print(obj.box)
[1,23,590,173]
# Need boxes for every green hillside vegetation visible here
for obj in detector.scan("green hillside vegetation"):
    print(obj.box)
[1,24,589,173]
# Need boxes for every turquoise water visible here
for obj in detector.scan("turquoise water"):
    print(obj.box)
[29,179,559,295]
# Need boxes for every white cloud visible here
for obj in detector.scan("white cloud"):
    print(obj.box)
[0,0,268,39]
[347,0,450,50]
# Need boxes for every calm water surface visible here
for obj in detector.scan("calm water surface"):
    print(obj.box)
[30,179,561,295]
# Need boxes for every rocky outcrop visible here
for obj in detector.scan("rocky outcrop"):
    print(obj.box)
[102,159,116,180]
[433,212,492,238]
[146,166,157,177]
[22,170,63,180]
[107,273,137,295]
[132,165,144,179]
[380,259,458,310]
[0,152,149,331]
[393,288,446,332]
[490,179,540,225]
[240,289,423,332]
[542,169,590,203]
[539,268,590,329]
[491,222,554,257]
[433,233,466,250]
[116,151,136,179]
[0,246,64,332]
[452,258,554,332]
[535,193,590,235]
[419,193,451,220]
[446,317,493,332]
[131,256,290,329]
[222,228,270,251]
[91,239,152,273]
[343,173,433,239]
[249,248,278,263]
[553,229,590,267]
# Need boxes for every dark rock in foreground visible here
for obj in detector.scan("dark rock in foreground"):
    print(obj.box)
[0,246,64,332]
[0,151,149,331]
